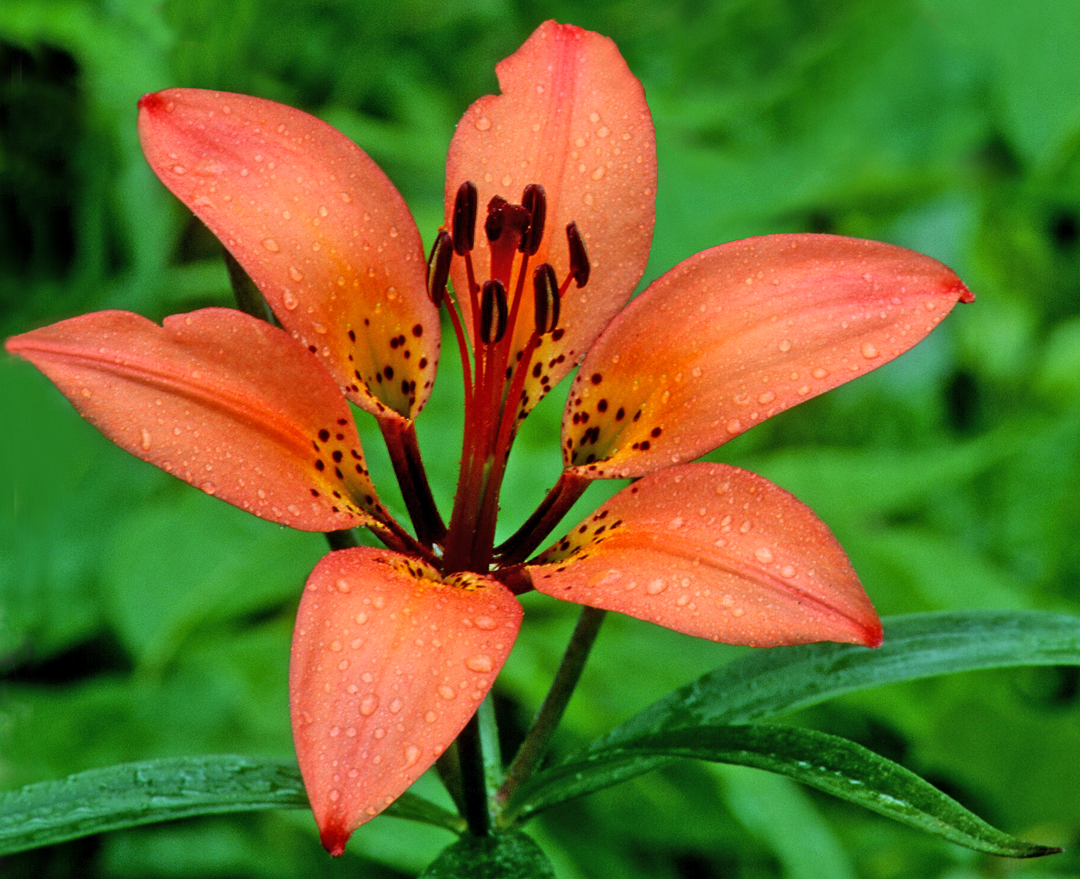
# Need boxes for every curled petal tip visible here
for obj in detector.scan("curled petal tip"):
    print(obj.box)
[319,824,350,857]
[137,91,164,113]
[863,620,885,649]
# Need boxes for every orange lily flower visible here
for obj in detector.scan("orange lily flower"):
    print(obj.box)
[5,21,972,855]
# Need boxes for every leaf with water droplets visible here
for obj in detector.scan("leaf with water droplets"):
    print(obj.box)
[526,462,881,647]
[445,21,656,415]
[290,548,522,855]
[562,234,973,478]
[506,724,1060,858]
[420,830,556,879]
[138,89,439,421]
[5,308,383,531]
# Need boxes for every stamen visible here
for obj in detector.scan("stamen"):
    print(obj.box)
[520,184,546,255]
[533,263,560,335]
[566,222,590,287]
[452,181,478,255]
[426,230,453,308]
[480,280,508,344]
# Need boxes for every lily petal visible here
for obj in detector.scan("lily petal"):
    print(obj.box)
[6,308,383,531]
[445,21,656,413]
[563,234,973,478]
[290,548,522,854]
[138,89,439,421]
[527,462,881,648]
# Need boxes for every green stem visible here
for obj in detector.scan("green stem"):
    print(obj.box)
[496,606,607,818]
[456,710,492,835]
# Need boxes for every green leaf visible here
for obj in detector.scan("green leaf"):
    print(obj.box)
[0,755,462,856]
[505,612,1080,832]
[601,611,1080,744]
[420,831,555,879]
[511,725,1059,858]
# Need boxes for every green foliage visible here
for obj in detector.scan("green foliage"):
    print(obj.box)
[3,0,1079,877]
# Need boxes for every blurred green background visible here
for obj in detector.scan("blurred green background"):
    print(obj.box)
[3,0,1079,877]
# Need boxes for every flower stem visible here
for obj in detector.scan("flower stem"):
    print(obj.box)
[496,606,606,816]
[456,708,492,835]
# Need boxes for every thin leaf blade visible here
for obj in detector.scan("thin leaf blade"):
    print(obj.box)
[512,725,1059,857]
[0,755,461,856]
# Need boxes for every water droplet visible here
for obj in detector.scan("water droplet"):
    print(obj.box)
[329,640,342,652]
[424,710,438,724]
[780,565,797,578]
[437,685,456,700]
[170,164,187,175]
[402,744,421,768]
[200,481,217,495]
[754,547,774,564]
[261,238,281,253]
[646,579,667,595]
[359,694,379,716]
[591,166,605,181]
[778,338,792,352]
[757,391,776,405]
[289,265,304,281]
[812,367,828,379]
[140,428,152,451]
[372,595,386,610]
[473,616,498,631]
[475,116,492,131]
[466,654,494,673]
[354,611,368,625]
[329,788,341,802]
[861,342,880,359]
[597,125,610,138]
[726,420,742,435]
[388,698,403,714]
[335,578,351,593]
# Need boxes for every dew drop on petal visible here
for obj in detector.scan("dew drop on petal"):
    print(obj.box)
[282,291,299,310]
[261,238,281,253]
[861,342,880,359]
[465,655,494,673]
[755,547,775,564]
[475,116,492,131]
[359,694,379,716]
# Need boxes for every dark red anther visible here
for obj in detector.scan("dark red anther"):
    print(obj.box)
[452,181,478,255]
[520,184,546,255]
[532,262,560,335]
[480,279,508,344]
[566,222,590,287]
[426,229,454,308]
[485,195,509,243]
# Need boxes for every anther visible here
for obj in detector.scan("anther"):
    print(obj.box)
[452,181,478,255]
[566,222,590,287]
[520,184,546,255]
[485,195,509,243]
[480,279,508,344]
[426,230,453,308]
[533,263,560,335]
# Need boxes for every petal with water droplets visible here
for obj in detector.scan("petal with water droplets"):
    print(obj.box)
[138,89,439,421]
[563,234,973,478]
[527,462,882,648]
[6,308,383,531]
[290,548,522,855]
[445,21,656,415]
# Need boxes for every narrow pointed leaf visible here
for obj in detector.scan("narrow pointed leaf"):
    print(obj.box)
[290,548,522,855]
[505,611,1080,818]
[563,234,973,478]
[508,725,1060,858]
[139,89,439,420]
[445,21,656,414]
[6,309,383,531]
[420,830,556,879]
[527,463,881,647]
[0,756,462,856]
